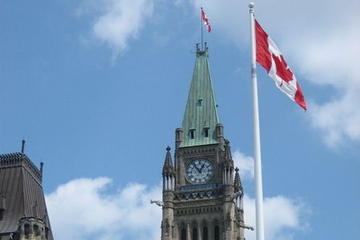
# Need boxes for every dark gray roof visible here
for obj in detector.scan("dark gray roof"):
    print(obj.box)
[0,153,53,240]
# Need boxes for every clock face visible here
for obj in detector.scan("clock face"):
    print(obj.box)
[186,159,214,184]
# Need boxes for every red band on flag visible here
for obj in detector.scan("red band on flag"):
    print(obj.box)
[255,21,271,72]
[295,82,307,110]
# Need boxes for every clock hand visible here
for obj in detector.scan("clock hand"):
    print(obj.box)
[199,163,205,172]
[194,165,201,173]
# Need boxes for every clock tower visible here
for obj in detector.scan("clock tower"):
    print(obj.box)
[161,45,245,240]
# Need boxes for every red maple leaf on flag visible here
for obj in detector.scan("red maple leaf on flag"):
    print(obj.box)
[272,54,294,82]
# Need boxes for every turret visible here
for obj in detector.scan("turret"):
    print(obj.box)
[234,167,244,211]
[216,123,225,147]
[175,128,183,149]
[17,217,48,240]
[161,147,175,240]
[162,146,175,191]
[223,140,234,186]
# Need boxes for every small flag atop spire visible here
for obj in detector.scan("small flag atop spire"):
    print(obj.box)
[201,8,212,32]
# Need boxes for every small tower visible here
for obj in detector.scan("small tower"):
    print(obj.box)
[162,146,175,240]
[17,217,48,240]
[163,146,175,192]
[233,168,245,239]
[234,168,244,211]
[222,140,236,240]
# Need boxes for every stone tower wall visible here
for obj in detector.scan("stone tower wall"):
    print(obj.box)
[18,217,47,240]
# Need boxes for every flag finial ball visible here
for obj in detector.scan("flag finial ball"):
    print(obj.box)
[249,2,255,8]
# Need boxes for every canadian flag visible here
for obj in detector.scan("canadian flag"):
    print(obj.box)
[201,9,212,32]
[256,20,307,110]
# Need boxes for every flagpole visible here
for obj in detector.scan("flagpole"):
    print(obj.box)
[200,7,204,50]
[249,2,265,240]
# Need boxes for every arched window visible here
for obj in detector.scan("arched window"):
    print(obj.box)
[181,228,187,240]
[189,129,195,139]
[214,225,220,240]
[0,208,4,221]
[204,127,209,137]
[203,226,208,240]
[34,224,40,236]
[24,224,30,237]
[192,227,198,240]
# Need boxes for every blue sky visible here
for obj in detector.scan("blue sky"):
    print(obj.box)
[0,0,359,239]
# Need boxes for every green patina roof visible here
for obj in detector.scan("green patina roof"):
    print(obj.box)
[180,48,220,147]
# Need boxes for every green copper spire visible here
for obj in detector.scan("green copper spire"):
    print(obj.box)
[180,47,220,147]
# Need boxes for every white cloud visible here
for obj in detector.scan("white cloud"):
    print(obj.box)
[189,0,360,147]
[244,195,306,240]
[46,178,162,240]
[233,150,254,180]
[232,150,308,239]
[46,177,308,240]
[80,0,154,54]
[295,23,360,146]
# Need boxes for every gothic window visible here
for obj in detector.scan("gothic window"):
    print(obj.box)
[189,129,195,139]
[24,224,30,237]
[192,227,198,240]
[34,224,40,236]
[0,196,5,221]
[214,225,220,240]
[204,128,209,137]
[165,219,170,234]
[181,228,187,240]
[203,226,208,240]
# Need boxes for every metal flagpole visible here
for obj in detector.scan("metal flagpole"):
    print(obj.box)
[200,7,204,50]
[249,2,265,240]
